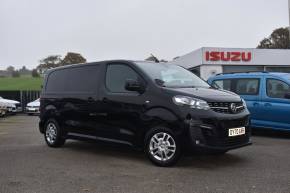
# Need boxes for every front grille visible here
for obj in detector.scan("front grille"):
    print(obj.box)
[28,106,39,108]
[200,117,250,147]
[208,102,245,114]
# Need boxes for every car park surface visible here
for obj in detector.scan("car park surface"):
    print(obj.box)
[0,115,290,193]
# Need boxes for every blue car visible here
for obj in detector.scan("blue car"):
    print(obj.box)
[208,72,290,131]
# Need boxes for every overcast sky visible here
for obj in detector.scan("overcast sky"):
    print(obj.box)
[0,0,289,70]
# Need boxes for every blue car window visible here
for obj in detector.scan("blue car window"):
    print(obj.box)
[212,80,232,91]
[267,79,290,99]
[235,79,259,95]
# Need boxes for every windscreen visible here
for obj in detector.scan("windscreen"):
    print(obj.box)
[135,62,210,88]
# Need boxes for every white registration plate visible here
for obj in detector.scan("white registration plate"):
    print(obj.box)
[228,127,246,137]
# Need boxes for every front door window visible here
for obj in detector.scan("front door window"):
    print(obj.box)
[105,64,139,93]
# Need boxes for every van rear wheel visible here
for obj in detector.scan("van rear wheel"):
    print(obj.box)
[145,127,181,167]
[44,119,65,147]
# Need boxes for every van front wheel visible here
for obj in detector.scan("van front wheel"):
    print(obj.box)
[145,127,181,167]
[44,119,65,147]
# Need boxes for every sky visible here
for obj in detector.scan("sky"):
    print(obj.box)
[0,0,289,70]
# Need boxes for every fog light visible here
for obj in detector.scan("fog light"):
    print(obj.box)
[195,140,200,145]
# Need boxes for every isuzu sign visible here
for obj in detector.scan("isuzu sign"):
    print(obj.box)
[205,51,252,62]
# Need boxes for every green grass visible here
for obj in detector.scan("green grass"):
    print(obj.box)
[0,77,43,90]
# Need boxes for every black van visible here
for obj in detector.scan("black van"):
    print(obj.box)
[39,60,251,166]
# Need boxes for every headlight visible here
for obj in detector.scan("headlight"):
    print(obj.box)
[172,95,210,110]
[242,99,247,108]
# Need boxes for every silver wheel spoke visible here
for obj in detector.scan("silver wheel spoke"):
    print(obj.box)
[153,136,159,143]
[150,147,158,152]
[153,150,159,156]
[163,133,168,141]
[161,151,166,160]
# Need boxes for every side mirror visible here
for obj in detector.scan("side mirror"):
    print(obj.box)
[125,79,144,93]
[284,92,290,99]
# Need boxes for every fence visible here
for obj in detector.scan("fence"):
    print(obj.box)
[0,91,41,112]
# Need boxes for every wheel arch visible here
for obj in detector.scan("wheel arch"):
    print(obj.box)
[137,107,185,148]
[39,104,62,133]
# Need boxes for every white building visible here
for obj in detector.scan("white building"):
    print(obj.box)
[170,47,290,80]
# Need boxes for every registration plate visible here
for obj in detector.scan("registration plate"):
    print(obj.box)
[228,127,245,137]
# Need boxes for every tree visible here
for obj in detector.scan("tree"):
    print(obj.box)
[145,54,160,62]
[257,27,290,49]
[19,66,31,75]
[6,66,15,74]
[12,70,20,77]
[31,69,40,77]
[37,55,62,73]
[61,52,86,65]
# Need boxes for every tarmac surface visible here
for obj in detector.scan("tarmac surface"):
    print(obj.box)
[0,115,290,193]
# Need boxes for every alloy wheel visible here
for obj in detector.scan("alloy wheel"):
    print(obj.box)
[45,122,57,144]
[149,132,176,161]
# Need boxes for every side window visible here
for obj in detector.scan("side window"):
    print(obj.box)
[46,69,68,92]
[66,66,99,92]
[106,64,139,93]
[267,79,290,99]
[235,79,259,95]
[46,65,99,93]
[212,79,232,91]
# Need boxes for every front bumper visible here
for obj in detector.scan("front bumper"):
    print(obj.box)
[14,107,22,113]
[26,107,40,114]
[184,110,251,152]
[7,106,22,113]
[0,108,7,116]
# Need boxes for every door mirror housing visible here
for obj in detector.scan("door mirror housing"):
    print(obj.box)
[284,92,290,99]
[125,79,145,93]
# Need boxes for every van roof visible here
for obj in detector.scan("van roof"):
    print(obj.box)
[45,60,166,74]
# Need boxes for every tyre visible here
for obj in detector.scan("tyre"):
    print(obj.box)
[145,127,181,167]
[44,119,65,147]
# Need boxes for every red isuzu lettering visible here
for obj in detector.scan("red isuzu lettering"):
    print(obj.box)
[205,51,252,62]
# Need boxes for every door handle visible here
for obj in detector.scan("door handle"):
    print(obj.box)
[90,112,107,116]
[264,103,272,107]
[253,102,259,107]
[102,97,108,103]
[89,113,97,116]
[87,97,95,103]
